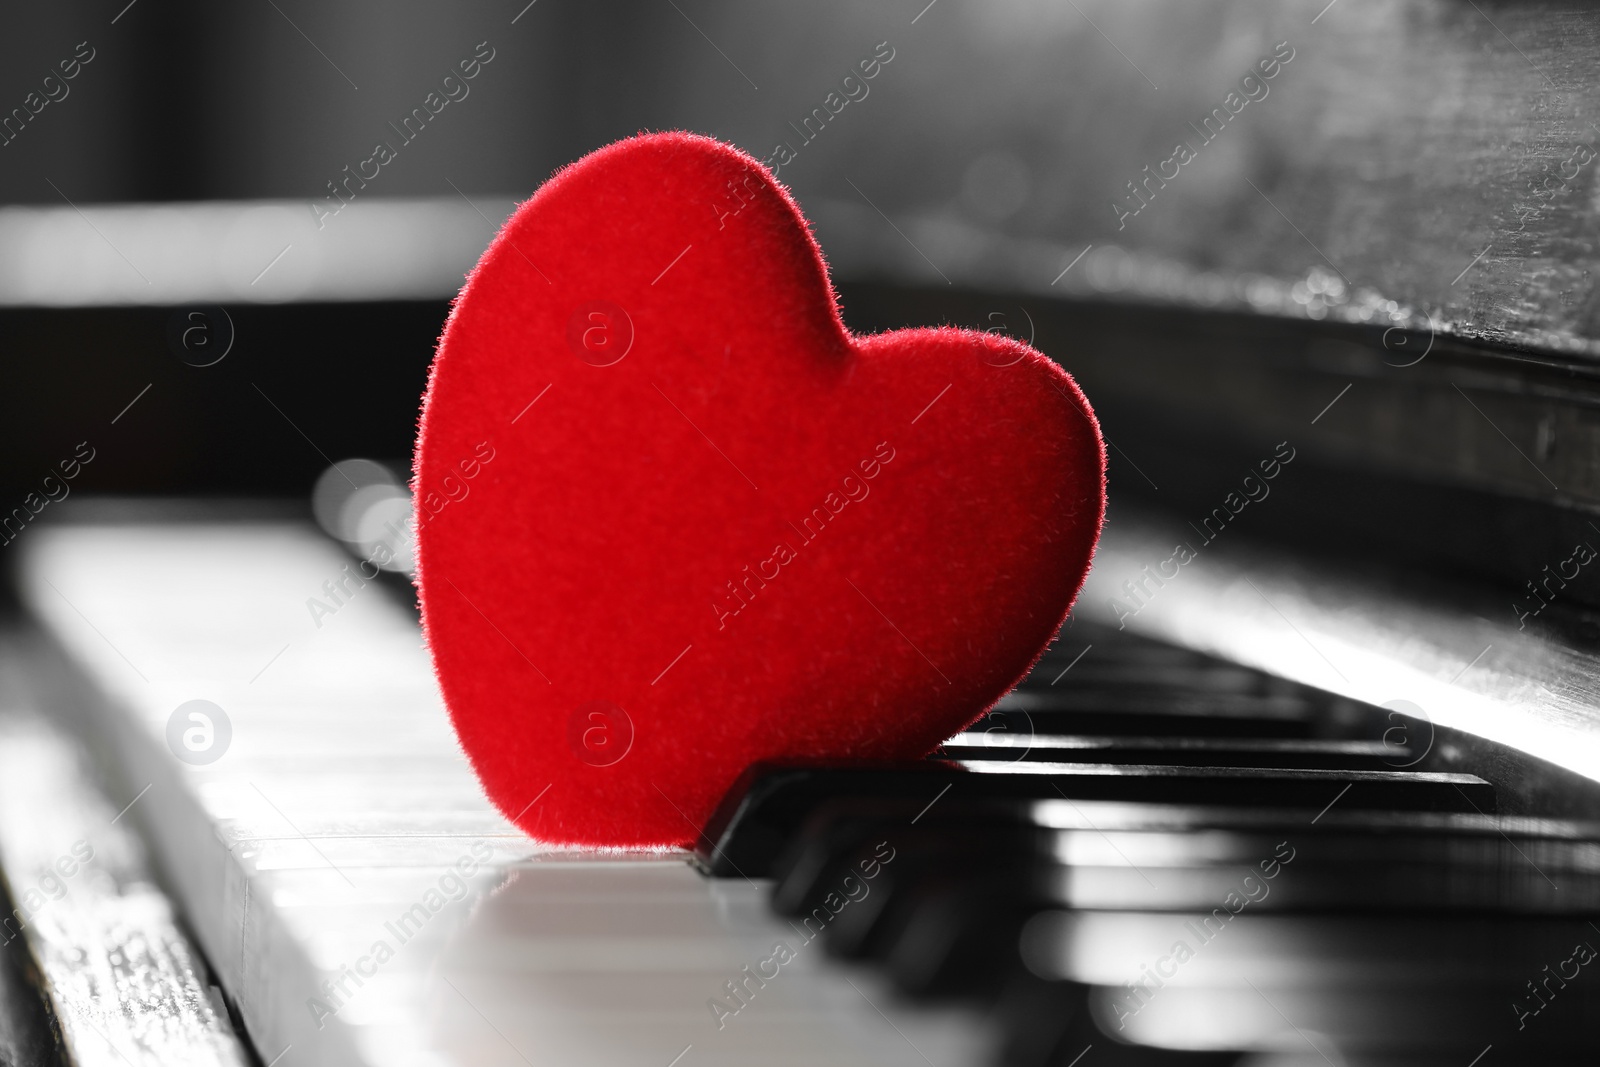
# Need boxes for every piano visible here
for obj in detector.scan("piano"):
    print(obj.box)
[3,1,1600,1064]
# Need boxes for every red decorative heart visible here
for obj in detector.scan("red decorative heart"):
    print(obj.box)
[415,132,1104,848]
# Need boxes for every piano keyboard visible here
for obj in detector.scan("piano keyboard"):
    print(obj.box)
[0,691,251,1067]
[14,519,990,1067]
[11,511,1600,1065]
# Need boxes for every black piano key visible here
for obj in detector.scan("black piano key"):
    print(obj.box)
[1009,624,1392,742]
[988,701,1318,739]
[881,854,1600,1003]
[979,692,1398,740]
[820,837,1048,961]
[1024,911,1600,987]
[1013,681,1284,707]
[770,799,1041,915]
[817,835,1600,996]
[766,800,1600,1012]
[776,798,1600,909]
[989,973,1094,1067]
[940,735,1412,770]
[1000,687,1307,711]
[696,762,1496,876]
[1079,978,1600,1055]
[993,978,1243,1067]
[884,838,1600,916]
[887,879,1024,997]
[719,616,1590,1066]
[986,909,1600,1061]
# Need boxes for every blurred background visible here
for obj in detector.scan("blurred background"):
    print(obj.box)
[1,0,1600,602]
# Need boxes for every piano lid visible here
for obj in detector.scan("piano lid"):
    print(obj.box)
[4,1,1597,360]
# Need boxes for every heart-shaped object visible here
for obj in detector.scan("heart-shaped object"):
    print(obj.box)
[415,132,1104,848]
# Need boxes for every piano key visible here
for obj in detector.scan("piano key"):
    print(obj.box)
[980,695,1399,741]
[1091,981,1596,1055]
[769,800,1037,915]
[1024,800,1577,833]
[988,697,1319,736]
[0,691,251,1066]
[831,829,1600,929]
[0,903,59,1067]
[1029,677,1300,715]
[768,798,1600,1006]
[887,881,1040,999]
[17,519,995,1067]
[1078,516,1600,814]
[699,763,1496,876]
[776,796,1600,920]
[1024,911,1600,988]
[22,513,1593,1067]
[426,862,997,1067]
[941,735,1412,769]
[984,972,1247,1067]
[988,974,1092,1067]
[1024,913,1600,1057]
[800,836,1600,1001]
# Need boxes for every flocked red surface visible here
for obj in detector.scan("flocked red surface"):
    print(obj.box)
[414,132,1105,848]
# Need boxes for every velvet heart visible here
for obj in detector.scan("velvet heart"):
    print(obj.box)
[415,132,1104,848]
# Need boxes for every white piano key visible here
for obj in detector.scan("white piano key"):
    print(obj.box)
[20,519,992,1067]
[0,709,251,1067]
